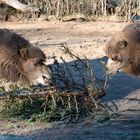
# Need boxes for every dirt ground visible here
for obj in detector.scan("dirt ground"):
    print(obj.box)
[0,21,140,140]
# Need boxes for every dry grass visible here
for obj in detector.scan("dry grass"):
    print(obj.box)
[1,0,140,22]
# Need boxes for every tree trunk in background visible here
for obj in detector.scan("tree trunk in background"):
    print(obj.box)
[104,0,107,16]
[66,0,69,15]
[101,0,104,15]
[128,0,132,20]
[56,0,60,18]
[0,0,39,12]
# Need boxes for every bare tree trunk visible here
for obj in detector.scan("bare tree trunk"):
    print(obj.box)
[101,0,104,15]
[0,0,39,12]
[128,0,132,20]
[138,0,140,13]
[66,0,69,15]
[56,0,60,18]
[104,0,107,16]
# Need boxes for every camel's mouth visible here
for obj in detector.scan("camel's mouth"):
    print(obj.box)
[30,74,52,85]
[42,75,52,84]
[106,58,126,76]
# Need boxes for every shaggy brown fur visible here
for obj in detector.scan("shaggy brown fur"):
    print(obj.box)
[0,29,51,85]
[105,23,140,76]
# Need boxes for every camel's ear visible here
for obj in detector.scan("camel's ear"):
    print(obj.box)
[20,48,28,59]
[117,40,128,49]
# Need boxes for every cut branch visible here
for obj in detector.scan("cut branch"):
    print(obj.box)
[0,90,85,100]
[0,0,39,12]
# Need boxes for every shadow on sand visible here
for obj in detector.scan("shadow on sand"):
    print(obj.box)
[51,56,140,101]
[0,135,33,140]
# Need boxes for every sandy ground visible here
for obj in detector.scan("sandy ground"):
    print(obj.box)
[0,21,140,140]
[0,21,126,62]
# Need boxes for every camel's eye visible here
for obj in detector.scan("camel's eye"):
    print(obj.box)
[35,59,45,66]
[112,56,118,61]
[111,54,122,62]
[38,59,45,64]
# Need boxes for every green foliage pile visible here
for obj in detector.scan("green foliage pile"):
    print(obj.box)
[0,87,108,123]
